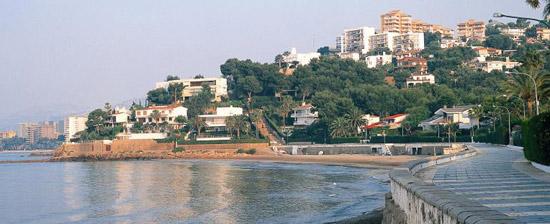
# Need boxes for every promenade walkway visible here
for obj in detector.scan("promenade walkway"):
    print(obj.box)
[417,144,550,224]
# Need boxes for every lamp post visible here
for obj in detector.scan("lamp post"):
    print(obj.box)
[493,12,550,28]
[502,94,526,120]
[493,105,513,146]
[505,71,539,115]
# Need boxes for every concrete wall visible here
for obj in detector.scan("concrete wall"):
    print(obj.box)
[180,143,269,153]
[383,147,521,224]
[279,143,460,156]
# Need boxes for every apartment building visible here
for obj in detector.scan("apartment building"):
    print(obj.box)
[0,130,16,139]
[155,77,228,102]
[336,27,376,54]
[412,19,452,37]
[457,19,486,40]
[406,73,436,87]
[368,32,424,53]
[380,10,412,33]
[537,28,550,40]
[64,115,88,142]
[39,121,59,139]
[18,123,40,144]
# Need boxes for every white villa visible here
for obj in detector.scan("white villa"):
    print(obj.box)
[291,103,319,127]
[406,73,435,87]
[419,105,479,130]
[283,48,320,66]
[365,53,393,68]
[135,104,188,125]
[197,106,244,141]
[155,77,228,102]
[109,107,131,126]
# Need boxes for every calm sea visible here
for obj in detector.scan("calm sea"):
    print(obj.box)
[0,155,388,224]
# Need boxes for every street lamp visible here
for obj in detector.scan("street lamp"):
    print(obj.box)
[493,105,513,146]
[502,94,526,119]
[493,12,550,28]
[505,71,540,115]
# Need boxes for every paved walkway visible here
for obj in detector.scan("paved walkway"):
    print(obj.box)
[417,144,550,224]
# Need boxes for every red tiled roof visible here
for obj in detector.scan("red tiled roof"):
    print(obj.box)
[294,104,314,110]
[383,113,407,120]
[141,104,182,111]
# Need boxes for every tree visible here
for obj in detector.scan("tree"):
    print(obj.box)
[317,46,330,56]
[192,117,206,137]
[184,85,213,118]
[525,26,538,38]
[166,75,180,81]
[238,76,263,109]
[194,74,204,79]
[149,110,161,132]
[147,88,171,105]
[86,109,110,133]
[278,96,296,129]
[424,31,442,46]
[174,115,188,130]
[526,0,550,17]
[346,108,365,136]
[167,83,185,103]
[484,34,516,50]
[250,111,263,138]
[330,117,351,138]
[403,106,430,135]
[225,115,249,139]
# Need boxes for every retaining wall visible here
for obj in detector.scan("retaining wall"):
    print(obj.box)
[383,146,521,224]
[279,143,461,156]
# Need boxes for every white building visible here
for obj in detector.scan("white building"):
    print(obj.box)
[337,52,361,61]
[155,77,228,102]
[291,103,319,127]
[365,53,393,68]
[135,104,188,125]
[110,107,131,126]
[283,48,320,66]
[198,106,244,141]
[482,58,521,73]
[369,32,424,53]
[406,73,435,87]
[336,27,376,54]
[419,105,479,130]
[500,28,525,41]
[64,115,88,142]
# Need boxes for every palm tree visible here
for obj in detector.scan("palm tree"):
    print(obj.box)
[346,108,366,136]
[150,110,161,132]
[235,115,250,139]
[192,117,206,138]
[278,96,296,129]
[225,116,237,138]
[250,111,263,139]
[330,117,352,138]
[526,0,550,17]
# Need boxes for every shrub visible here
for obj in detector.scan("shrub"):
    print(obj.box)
[246,149,256,154]
[523,112,550,165]
[172,147,185,153]
[236,149,245,154]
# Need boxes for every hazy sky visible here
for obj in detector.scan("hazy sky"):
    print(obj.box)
[0,0,544,129]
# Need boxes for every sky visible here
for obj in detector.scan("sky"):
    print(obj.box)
[0,0,544,130]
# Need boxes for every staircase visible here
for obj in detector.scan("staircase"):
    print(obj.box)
[256,116,284,146]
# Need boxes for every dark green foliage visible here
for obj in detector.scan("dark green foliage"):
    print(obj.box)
[484,34,516,50]
[147,88,171,105]
[184,85,213,119]
[172,147,185,153]
[181,138,267,145]
[523,112,550,165]
[317,46,330,56]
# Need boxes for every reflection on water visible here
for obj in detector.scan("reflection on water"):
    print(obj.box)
[0,160,388,224]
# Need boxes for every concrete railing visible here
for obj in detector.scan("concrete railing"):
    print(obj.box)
[387,146,521,224]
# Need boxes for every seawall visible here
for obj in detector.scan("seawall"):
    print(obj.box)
[53,140,270,161]
[382,146,520,224]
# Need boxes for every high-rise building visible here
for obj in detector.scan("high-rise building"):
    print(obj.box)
[39,121,59,140]
[64,115,88,142]
[0,130,16,139]
[335,27,376,54]
[18,123,40,144]
[457,19,486,40]
[381,10,413,33]
[368,32,424,53]
[412,19,452,37]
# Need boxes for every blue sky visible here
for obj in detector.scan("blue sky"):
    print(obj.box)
[0,0,544,130]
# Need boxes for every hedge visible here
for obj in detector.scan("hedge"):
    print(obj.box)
[523,112,550,165]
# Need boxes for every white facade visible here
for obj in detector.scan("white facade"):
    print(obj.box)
[406,73,435,87]
[419,106,479,130]
[197,106,244,141]
[482,58,521,73]
[336,27,376,54]
[291,103,319,126]
[135,105,188,124]
[366,53,393,68]
[155,77,228,102]
[283,48,320,66]
[368,32,424,53]
[64,115,88,142]
[500,28,525,40]
[110,107,130,125]
[337,52,361,61]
